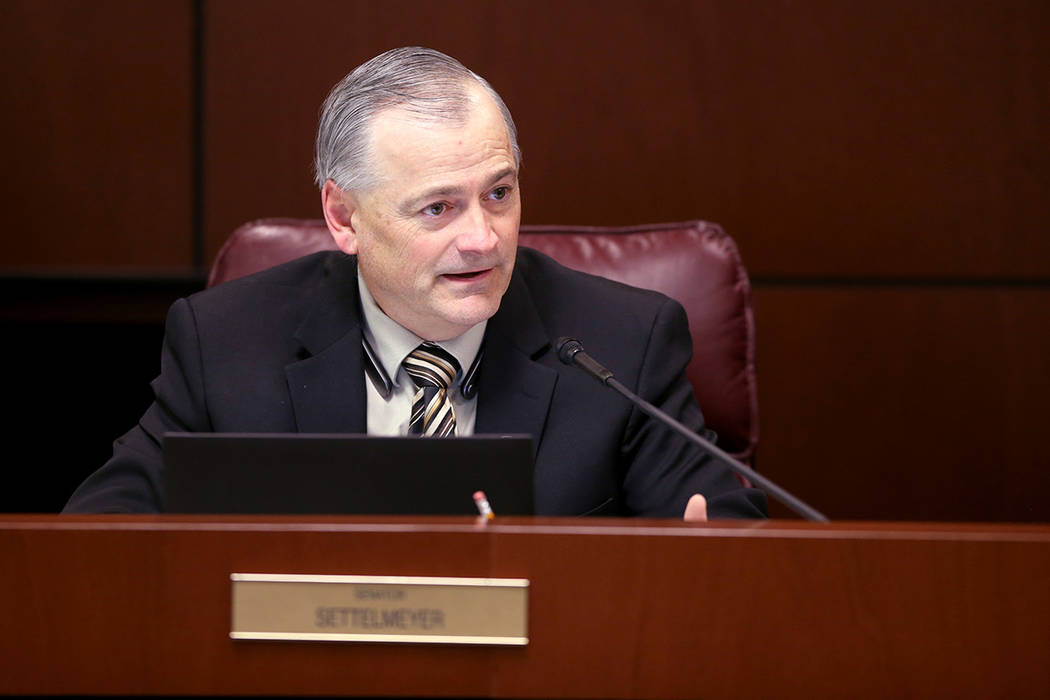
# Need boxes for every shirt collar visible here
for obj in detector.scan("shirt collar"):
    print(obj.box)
[357,273,486,390]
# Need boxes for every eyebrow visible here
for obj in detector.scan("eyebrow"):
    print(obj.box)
[401,167,517,214]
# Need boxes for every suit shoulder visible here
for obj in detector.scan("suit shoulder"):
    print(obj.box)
[514,245,673,309]
[187,251,350,308]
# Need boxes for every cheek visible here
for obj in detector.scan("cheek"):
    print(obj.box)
[496,204,521,245]
[359,222,417,270]
[412,236,457,270]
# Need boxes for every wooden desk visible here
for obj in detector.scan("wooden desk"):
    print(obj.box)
[2,516,1047,698]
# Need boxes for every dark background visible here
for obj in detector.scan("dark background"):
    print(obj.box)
[2,0,1047,521]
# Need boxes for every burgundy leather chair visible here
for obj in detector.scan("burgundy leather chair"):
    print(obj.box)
[209,218,759,464]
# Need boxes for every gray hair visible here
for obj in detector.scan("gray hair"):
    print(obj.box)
[314,46,521,191]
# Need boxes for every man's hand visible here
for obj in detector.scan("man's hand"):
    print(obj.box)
[684,493,708,521]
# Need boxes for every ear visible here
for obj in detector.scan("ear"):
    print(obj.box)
[321,179,359,255]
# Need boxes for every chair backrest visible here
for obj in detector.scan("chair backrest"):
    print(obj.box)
[209,218,759,463]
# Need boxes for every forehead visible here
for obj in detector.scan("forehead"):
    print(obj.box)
[366,88,516,188]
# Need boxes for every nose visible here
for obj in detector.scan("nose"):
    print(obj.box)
[454,204,499,256]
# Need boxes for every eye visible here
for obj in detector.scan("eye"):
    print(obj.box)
[422,202,447,217]
[489,186,510,201]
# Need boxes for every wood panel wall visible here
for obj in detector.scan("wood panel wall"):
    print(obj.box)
[3,1,1048,521]
[1,0,194,271]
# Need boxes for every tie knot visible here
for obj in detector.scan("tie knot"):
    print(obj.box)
[403,342,461,390]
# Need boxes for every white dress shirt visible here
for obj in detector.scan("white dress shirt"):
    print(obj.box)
[357,274,485,436]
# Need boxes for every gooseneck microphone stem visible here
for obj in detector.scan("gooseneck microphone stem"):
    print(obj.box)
[557,338,828,522]
[605,375,828,522]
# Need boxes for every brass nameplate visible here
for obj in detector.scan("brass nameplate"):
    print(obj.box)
[230,574,529,645]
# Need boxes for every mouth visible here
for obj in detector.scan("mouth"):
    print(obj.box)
[442,268,493,281]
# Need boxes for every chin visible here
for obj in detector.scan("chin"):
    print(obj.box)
[437,297,502,335]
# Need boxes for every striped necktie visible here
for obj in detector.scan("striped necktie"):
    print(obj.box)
[403,342,462,437]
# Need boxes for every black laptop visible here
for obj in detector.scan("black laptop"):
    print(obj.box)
[162,432,534,515]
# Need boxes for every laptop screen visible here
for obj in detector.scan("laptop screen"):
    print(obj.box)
[162,432,535,516]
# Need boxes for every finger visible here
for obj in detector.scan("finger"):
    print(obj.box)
[684,493,708,521]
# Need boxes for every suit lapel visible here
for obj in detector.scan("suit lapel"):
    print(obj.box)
[476,266,558,450]
[280,252,557,439]
[285,254,368,433]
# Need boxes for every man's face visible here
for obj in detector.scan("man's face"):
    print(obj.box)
[326,85,520,341]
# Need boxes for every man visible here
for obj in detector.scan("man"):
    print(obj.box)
[64,47,766,519]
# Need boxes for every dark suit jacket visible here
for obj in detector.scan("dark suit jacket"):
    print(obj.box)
[64,248,767,518]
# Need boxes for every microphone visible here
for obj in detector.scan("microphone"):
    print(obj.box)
[555,337,828,522]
